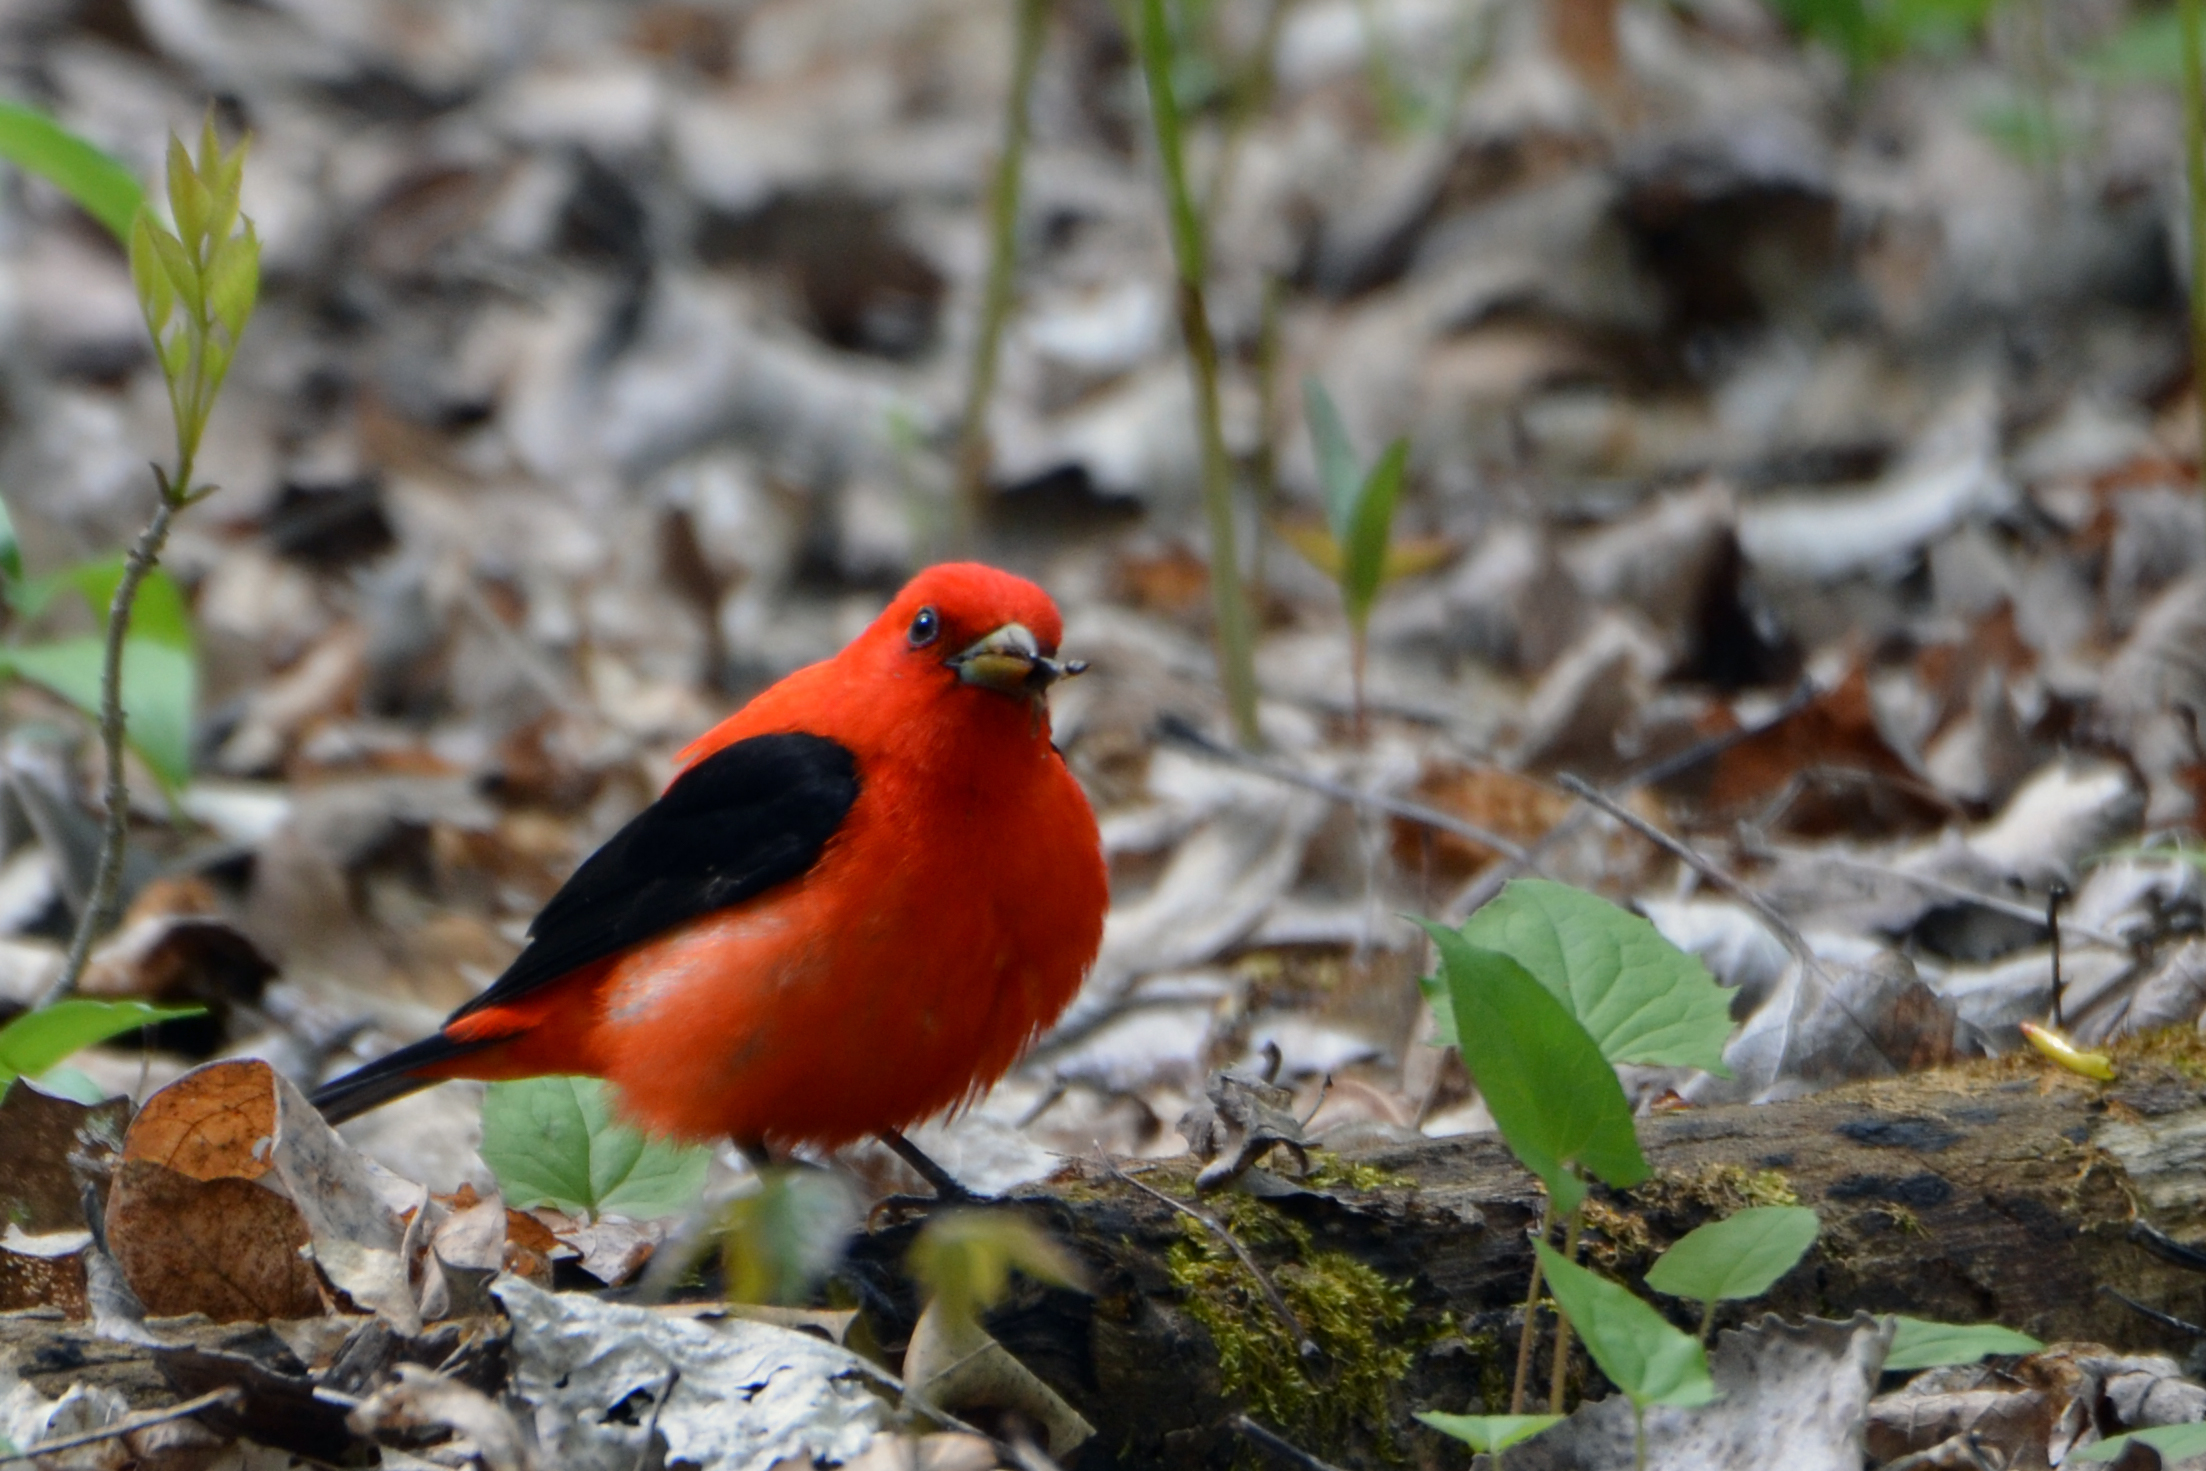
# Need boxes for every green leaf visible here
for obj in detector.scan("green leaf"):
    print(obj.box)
[129,212,175,337]
[197,118,242,247]
[205,222,259,341]
[0,103,145,243]
[1,561,198,790]
[719,1166,860,1305]
[1537,1241,1717,1410]
[7,636,195,791]
[148,222,202,319]
[29,1063,111,1103]
[1303,377,1362,543]
[909,1208,1086,1335]
[0,999,203,1088]
[479,1075,711,1218]
[1340,437,1407,631]
[1644,1206,1821,1306]
[2072,1422,2206,1463]
[165,133,209,255]
[1881,1316,2043,1372]
[0,494,23,592]
[1430,879,1736,1075]
[1415,1412,1562,1455]
[1423,923,1648,1212]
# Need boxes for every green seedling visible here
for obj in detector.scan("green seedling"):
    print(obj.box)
[0,998,201,1091]
[1644,1205,1821,1340]
[1423,878,1736,1075]
[2074,1422,2206,1462]
[1416,1411,1562,1467]
[1296,379,1407,741]
[480,1075,712,1218]
[1537,1241,1716,1471]
[1135,0,1262,749]
[37,117,260,1007]
[910,1208,1086,1339]
[720,1166,860,1305]
[1882,1316,2044,1371]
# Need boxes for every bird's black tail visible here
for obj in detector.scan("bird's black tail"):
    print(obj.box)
[311,1032,493,1125]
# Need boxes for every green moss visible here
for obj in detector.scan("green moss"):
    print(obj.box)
[1304,1153,1416,1192]
[1631,1163,1799,1216]
[1165,1194,1423,1461]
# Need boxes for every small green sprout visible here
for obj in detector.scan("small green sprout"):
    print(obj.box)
[1294,378,1407,740]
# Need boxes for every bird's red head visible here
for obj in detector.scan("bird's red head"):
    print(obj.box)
[864,562,1081,702]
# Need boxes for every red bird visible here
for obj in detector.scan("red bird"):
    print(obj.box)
[313,563,1108,1190]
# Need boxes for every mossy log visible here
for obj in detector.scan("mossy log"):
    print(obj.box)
[858,1061,2206,1469]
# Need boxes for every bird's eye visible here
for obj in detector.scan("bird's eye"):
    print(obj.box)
[908,606,940,647]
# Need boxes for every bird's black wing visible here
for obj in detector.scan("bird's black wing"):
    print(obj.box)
[449,730,861,1022]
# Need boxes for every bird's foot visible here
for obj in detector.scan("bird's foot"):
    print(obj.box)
[877,1127,987,1205]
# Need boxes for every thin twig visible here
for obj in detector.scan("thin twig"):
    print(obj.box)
[1752,846,2122,950]
[631,1367,678,1471]
[1232,1414,1350,1471]
[2048,881,2069,1028]
[40,488,181,1008]
[1095,1148,1317,1359]
[1443,680,1821,923]
[2102,1285,2206,1338]
[1555,774,1902,1069]
[1555,775,1817,968]
[0,1386,238,1465]
[1158,714,1536,864]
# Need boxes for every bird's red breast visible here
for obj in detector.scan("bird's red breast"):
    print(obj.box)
[396,563,1107,1149]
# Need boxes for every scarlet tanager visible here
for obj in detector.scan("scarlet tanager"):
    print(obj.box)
[313,564,1108,1190]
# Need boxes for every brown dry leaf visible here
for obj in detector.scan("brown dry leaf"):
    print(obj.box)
[0,1079,129,1231]
[77,911,277,1014]
[122,1057,280,1182]
[108,1060,438,1331]
[1390,763,1574,883]
[1693,665,1946,835]
[105,1158,324,1322]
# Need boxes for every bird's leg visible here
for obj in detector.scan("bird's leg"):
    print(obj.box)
[877,1128,983,1203]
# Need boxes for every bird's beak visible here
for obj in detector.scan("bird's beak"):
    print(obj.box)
[949,622,1087,698]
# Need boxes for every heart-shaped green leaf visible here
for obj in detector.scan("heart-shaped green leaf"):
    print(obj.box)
[480,1075,711,1219]
[1424,923,1647,1211]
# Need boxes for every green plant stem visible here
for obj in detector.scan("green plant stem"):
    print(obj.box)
[1633,1399,1647,1471]
[953,0,1051,540]
[1696,1296,1718,1344]
[40,471,187,1008]
[1547,1204,1584,1412]
[1349,624,1368,744]
[1136,0,1262,748]
[1510,1199,1552,1413]
[2183,0,2206,520]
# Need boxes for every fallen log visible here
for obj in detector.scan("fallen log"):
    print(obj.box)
[849,1058,2206,1468]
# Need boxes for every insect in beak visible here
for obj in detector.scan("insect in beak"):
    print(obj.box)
[948,622,1087,699]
